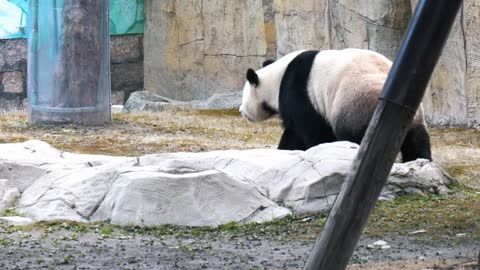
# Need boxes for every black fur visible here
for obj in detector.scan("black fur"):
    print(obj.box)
[263,59,275,67]
[246,68,259,86]
[278,50,337,150]
[400,122,432,162]
[275,50,432,162]
[278,128,306,150]
[261,101,278,117]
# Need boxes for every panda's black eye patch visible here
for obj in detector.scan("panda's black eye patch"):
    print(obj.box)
[246,68,259,86]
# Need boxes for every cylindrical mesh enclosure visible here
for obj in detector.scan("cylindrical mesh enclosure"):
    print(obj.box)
[27,0,111,125]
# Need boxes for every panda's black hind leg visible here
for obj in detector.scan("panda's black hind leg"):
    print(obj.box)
[278,128,307,150]
[400,123,432,162]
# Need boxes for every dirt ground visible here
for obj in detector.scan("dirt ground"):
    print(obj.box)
[0,110,479,269]
[0,222,478,270]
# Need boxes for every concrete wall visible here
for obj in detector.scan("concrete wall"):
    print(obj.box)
[0,34,144,111]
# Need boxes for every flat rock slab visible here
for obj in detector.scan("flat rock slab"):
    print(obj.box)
[123,91,242,112]
[0,140,453,227]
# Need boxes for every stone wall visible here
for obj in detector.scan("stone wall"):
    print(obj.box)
[0,34,144,111]
[410,0,480,126]
[0,38,27,110]
[144,0,480,127]
[144,0,411,101]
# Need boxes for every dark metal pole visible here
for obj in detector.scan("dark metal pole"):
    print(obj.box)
[304,1,463,269]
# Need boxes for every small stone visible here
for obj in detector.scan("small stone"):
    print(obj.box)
[381,245,391,250]
[455,233,467,237]
[2,71,24,94]
[373,240,388,247]
[366,245,375,249]
[409,229,427,235]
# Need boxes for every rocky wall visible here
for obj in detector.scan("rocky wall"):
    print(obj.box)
[144,0,480,127]
[0,34,144,111]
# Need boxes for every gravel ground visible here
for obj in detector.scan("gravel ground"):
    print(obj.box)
[0,225,477,270]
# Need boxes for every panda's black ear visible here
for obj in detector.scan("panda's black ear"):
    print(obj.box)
[246,68,259,86]
[262,59,275,67]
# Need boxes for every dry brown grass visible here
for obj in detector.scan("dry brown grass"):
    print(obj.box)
[0,109,282,156]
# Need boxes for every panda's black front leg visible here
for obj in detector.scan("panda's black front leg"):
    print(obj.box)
[278,128,307,151]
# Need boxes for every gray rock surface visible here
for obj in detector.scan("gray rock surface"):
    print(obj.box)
[123,90,242,112]
[0,140,454,226]
[0,179,20,212]
[0,216,34,226]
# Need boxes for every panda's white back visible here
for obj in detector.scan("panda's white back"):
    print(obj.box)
[307,49,392,133]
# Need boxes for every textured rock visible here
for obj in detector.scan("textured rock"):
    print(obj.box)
[0,96,25,112]
[111,62,144,95]
[0,140,454,227]
[4,39,27,69]
[123,90,242,112]
[110,34,143,64]
[91,169,290,226]
[0,216,35,226]
[111,90,127,105]
[1,71,24,94]
[328,0,411,60]
[0,179,20,211]
[0,42,5,71]
[123,91,180,112]
[144,0,266,101]
[410,0,480,127]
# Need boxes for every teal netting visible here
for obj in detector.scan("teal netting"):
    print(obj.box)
[0,0,144,39]
[27,0,111,125]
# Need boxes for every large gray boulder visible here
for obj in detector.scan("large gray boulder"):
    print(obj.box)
[0,140,454,226]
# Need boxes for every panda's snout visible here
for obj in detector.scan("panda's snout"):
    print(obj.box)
[239,107,253,122]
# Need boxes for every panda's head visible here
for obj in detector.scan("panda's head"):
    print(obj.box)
[239,60,278,122]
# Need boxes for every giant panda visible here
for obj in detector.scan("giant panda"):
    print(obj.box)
[239,49,432,162]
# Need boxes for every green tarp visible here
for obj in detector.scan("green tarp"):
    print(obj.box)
[0,0,144,39]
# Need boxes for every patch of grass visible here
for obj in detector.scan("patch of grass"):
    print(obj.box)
[366,187,480,239]
[194,109,241,117]
[0,110,281,156]
[2,214,327,241]
[99,225,115,236]
[0,208,22,217]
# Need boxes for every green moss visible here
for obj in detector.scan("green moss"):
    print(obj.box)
[99,225,115,236]
[0,208,22,217]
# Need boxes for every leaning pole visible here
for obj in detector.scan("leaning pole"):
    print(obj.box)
[304,1,463,269]
[27,0,111,125]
